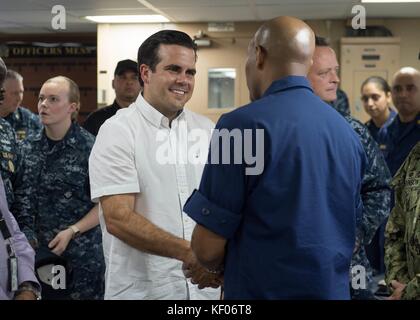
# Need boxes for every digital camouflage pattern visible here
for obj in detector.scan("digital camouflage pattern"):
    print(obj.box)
[12,122,104,300]
[332,89,351,117]
[0,117,19,208]
[332,105,392,290]
[4,106,42,141]
[385,142,420,300]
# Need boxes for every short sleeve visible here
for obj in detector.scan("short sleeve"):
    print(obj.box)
[89,120,140,202]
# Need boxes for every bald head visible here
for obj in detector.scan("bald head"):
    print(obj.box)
[391,67,420,122]
[245,16,315,101]
[256,16,315,68]
[392,67,420,84]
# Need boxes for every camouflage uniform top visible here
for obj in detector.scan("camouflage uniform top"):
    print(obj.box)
[0,117,19,208]
[331,105,392,286]
[4,106,42,141]
[332,89,351,117]
[385,141,420,300]
[12,122,104,299]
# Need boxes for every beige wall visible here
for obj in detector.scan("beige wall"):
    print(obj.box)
[97,19,420,122]
[380,19,420,69]
[177,23,260,123]
[307,18,420,69]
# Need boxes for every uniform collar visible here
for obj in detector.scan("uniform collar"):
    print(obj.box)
[384,108,397,127]
[396,111,420,126]
[4,107,20,122]
[135,92,185,128]
[368,108,397,129]
[36,121,79,151]
[389,111,420,143]
[262,76,313,98]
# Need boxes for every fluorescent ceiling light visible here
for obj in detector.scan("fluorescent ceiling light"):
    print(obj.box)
[362,0,420,2]
[85,15,169,23]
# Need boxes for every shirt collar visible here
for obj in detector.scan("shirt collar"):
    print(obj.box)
[135,93,185,128]
[4,108,19,122]
[262,76,313,98]
[396,111,420,126]
[384,108,397,126]
[113,100,122,109]
[37,121,79,150]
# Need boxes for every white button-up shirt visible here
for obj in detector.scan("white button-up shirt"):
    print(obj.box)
[89,93,219,300]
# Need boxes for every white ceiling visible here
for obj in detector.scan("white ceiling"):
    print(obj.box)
[0,0,419,34]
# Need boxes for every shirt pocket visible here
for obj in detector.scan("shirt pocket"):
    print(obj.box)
[53,170,89,202]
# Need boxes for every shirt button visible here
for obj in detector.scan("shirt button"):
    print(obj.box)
[201,208,210,216]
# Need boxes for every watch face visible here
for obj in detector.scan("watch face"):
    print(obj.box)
[70,225,80,238]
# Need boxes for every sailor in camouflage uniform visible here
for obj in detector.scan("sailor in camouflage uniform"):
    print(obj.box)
[12,76,104,300]
[385,142,420,300]
[342,113,392,295]
[0,60,19,208]
[308,37,392,298]
[1,70,42,141]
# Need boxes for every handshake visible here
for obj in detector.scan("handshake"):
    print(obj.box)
[182,251,223,290]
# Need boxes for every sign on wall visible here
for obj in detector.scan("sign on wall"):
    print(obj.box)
[0,42,96,58]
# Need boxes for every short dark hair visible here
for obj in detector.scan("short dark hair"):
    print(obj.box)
[361,76,391,94]
[0,58,6,85]
[137,30,197,86]
[315,35,330,47]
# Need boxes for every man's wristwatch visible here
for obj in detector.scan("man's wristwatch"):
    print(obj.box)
[206,266,224,275]
[68,225,81,239]
[15,282,41,300]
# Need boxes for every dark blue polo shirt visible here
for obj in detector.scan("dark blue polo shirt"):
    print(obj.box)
[382,112,420,176]
[184,76,366,300]
[365,108,397,144]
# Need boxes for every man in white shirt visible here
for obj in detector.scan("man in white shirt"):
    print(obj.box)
[89,30,221,300]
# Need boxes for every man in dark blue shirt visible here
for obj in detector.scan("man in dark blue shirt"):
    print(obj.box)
[183,16,366,300]
[383,67,420,176]
[83,59,141,136]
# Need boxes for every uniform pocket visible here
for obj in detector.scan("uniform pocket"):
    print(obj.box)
[54,171,89,201]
